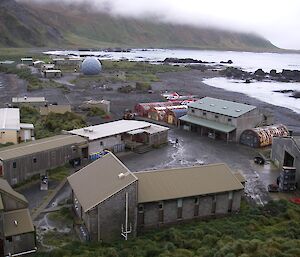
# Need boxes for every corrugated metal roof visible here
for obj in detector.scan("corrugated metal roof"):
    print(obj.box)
[67,152,137,212]
[172,109,188,118]
[69,120,168,140]
[3,209,34,237]
[0,135,87,160]
[0,178,28,205]
[143,124,169,134]
[0,108,20,130]
[180,115,236,133]
[234,171,246,183]
[188,97,256,118]
[12,97,46,103]
[127,124,169,135]
[44,70,62,73]
[20,123,34,129]
[135,163,244,203]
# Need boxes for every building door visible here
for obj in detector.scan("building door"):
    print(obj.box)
[0,239,4,257]
[82,147,89,159]
[283,151,294,167]
[168,115,173,124]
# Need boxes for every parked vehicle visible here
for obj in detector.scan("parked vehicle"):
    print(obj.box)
[254,156,265,165]
[40,175,48,191]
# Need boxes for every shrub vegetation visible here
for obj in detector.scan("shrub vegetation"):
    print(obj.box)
[35,200,300,257]
[20,106,86,139]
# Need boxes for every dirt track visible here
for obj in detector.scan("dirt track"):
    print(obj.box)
[1,69,299,133]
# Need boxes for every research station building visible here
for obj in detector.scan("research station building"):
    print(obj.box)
[68,152,244,242]
[0,135,88,186]
[179,97,265,142]
[271,136,300,185]
[0,108,34,145]
[0,178,36,256]
[68,120,169,158]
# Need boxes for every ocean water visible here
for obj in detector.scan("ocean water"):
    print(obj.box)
[45,48,300,72]
[203,77,300,114]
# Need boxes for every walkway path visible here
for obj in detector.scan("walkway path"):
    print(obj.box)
[31,178,67,221]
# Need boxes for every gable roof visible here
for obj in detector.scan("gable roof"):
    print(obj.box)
[68,120,156,140]
[0,178,28,206]
[0,134,87,161]
[135,163,244,203]
[188,97,256,118]
[292,136,300,149]
[0,108,20,130]
[68,152,137,212]
[3,208,34,237]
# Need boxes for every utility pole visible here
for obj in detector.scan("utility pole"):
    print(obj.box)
[121,192,132,240]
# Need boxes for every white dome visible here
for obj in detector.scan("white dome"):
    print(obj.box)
[81,57,102,75]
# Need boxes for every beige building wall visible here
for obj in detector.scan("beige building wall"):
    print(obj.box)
[0,130,18,144]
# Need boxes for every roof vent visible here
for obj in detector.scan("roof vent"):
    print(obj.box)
[235,109,241,112]
[83,128,93,133]
[118,173,125,179]
[210,104,215,106]
[222,106,227,109]
[24,95,27,100]
[199,101,203,104]
[14,220,18,226]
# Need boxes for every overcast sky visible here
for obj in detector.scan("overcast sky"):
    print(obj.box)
[21,0,300,49]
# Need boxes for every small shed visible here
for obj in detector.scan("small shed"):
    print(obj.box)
[165,108,188,126]
[134,101,183,117]
[240,124,289,148]
[41,64,55,71]
[40,105,71,115]
[21,58,33,66]
[33,60,45,68]
[43,69,62,78]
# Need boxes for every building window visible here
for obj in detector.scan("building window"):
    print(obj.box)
[158,201,164,223]
[138,204,144,213]
[33,157,37,163]
[13,162,17,169]
[138,204,145,226]
[211,195,217,214]
[194,197,199,217]
[215,115,219,119]
[228,192,233,213]
[228,118,232,122]
[191,109,195,113]
[203,112,206,116]
[177,198,183,219]
[158,201,163,210]
[100,141,104,146]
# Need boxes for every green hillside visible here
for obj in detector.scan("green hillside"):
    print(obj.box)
[0,0,278,51]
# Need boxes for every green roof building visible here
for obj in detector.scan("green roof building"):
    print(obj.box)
[179,97,265,142]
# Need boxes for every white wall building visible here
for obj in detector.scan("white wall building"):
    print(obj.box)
[0,108,34,144]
